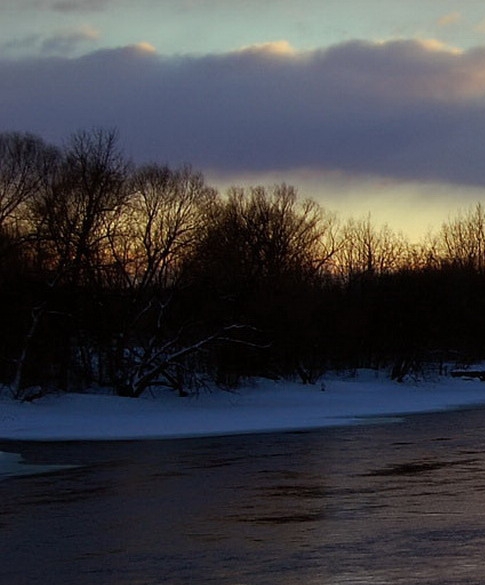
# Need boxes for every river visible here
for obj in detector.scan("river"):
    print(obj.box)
[1,407,485,584]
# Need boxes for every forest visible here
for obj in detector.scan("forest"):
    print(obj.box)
[1,128,485,400]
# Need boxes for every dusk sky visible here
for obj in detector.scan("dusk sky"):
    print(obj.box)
[2,1,485,237]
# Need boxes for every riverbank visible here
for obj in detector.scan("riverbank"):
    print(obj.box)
[2,372,485,441]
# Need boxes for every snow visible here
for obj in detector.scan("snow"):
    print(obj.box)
[1,371,485,442]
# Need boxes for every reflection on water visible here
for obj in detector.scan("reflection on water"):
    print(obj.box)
[1,408,485,584]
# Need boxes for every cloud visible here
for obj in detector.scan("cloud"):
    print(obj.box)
[414,38,462,54]
[0,0,112,10]
[236,40,297,57]
[130,41,157,55]
[1,38,485,187]
[475,19,485,34]
[0,26,100,57]
[0,34,42,54]
[437,12,461,27]
[51,0,112,11]
[40,26,100,56]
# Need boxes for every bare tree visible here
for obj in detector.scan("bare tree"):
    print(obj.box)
[109,164,217,290]
[0,132,59,281]
[10,129,130,395]
[104,164,221,396]
[0,133,61,397]
[336,214,407,281]
[31,128,130,286]
[184,184,340,383]
[117,323,259,398]
[0,132,58,229]
[190,184,331,290]
[439,203,485,272]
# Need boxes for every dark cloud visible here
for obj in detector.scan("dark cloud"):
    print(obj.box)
[40,27,100,56]
[1,39,485,186]
[0,34,41,53]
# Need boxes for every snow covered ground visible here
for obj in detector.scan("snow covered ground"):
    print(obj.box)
[2,371,485,442]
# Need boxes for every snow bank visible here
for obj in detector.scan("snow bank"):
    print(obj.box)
[1,373,485,442]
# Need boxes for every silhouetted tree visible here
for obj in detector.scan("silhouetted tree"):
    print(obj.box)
[104,164,220,396]
[5,126,485,399]
[186,184,337,382]
[439,203,485,272]
[336,214,407,281]
[31,128,129,286]
[11,129,129,395]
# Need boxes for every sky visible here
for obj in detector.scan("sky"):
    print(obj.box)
[2,1,485,238]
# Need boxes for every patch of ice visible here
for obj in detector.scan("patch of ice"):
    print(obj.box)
[0,450,79,480]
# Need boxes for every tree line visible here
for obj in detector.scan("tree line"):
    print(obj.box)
[1,128,484,399]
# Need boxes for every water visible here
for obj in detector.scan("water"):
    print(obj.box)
[1,407,485,584]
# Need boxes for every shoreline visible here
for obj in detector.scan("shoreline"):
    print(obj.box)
[2,375,485,443]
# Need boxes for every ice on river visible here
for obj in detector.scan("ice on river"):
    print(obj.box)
[0,450,78,479]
